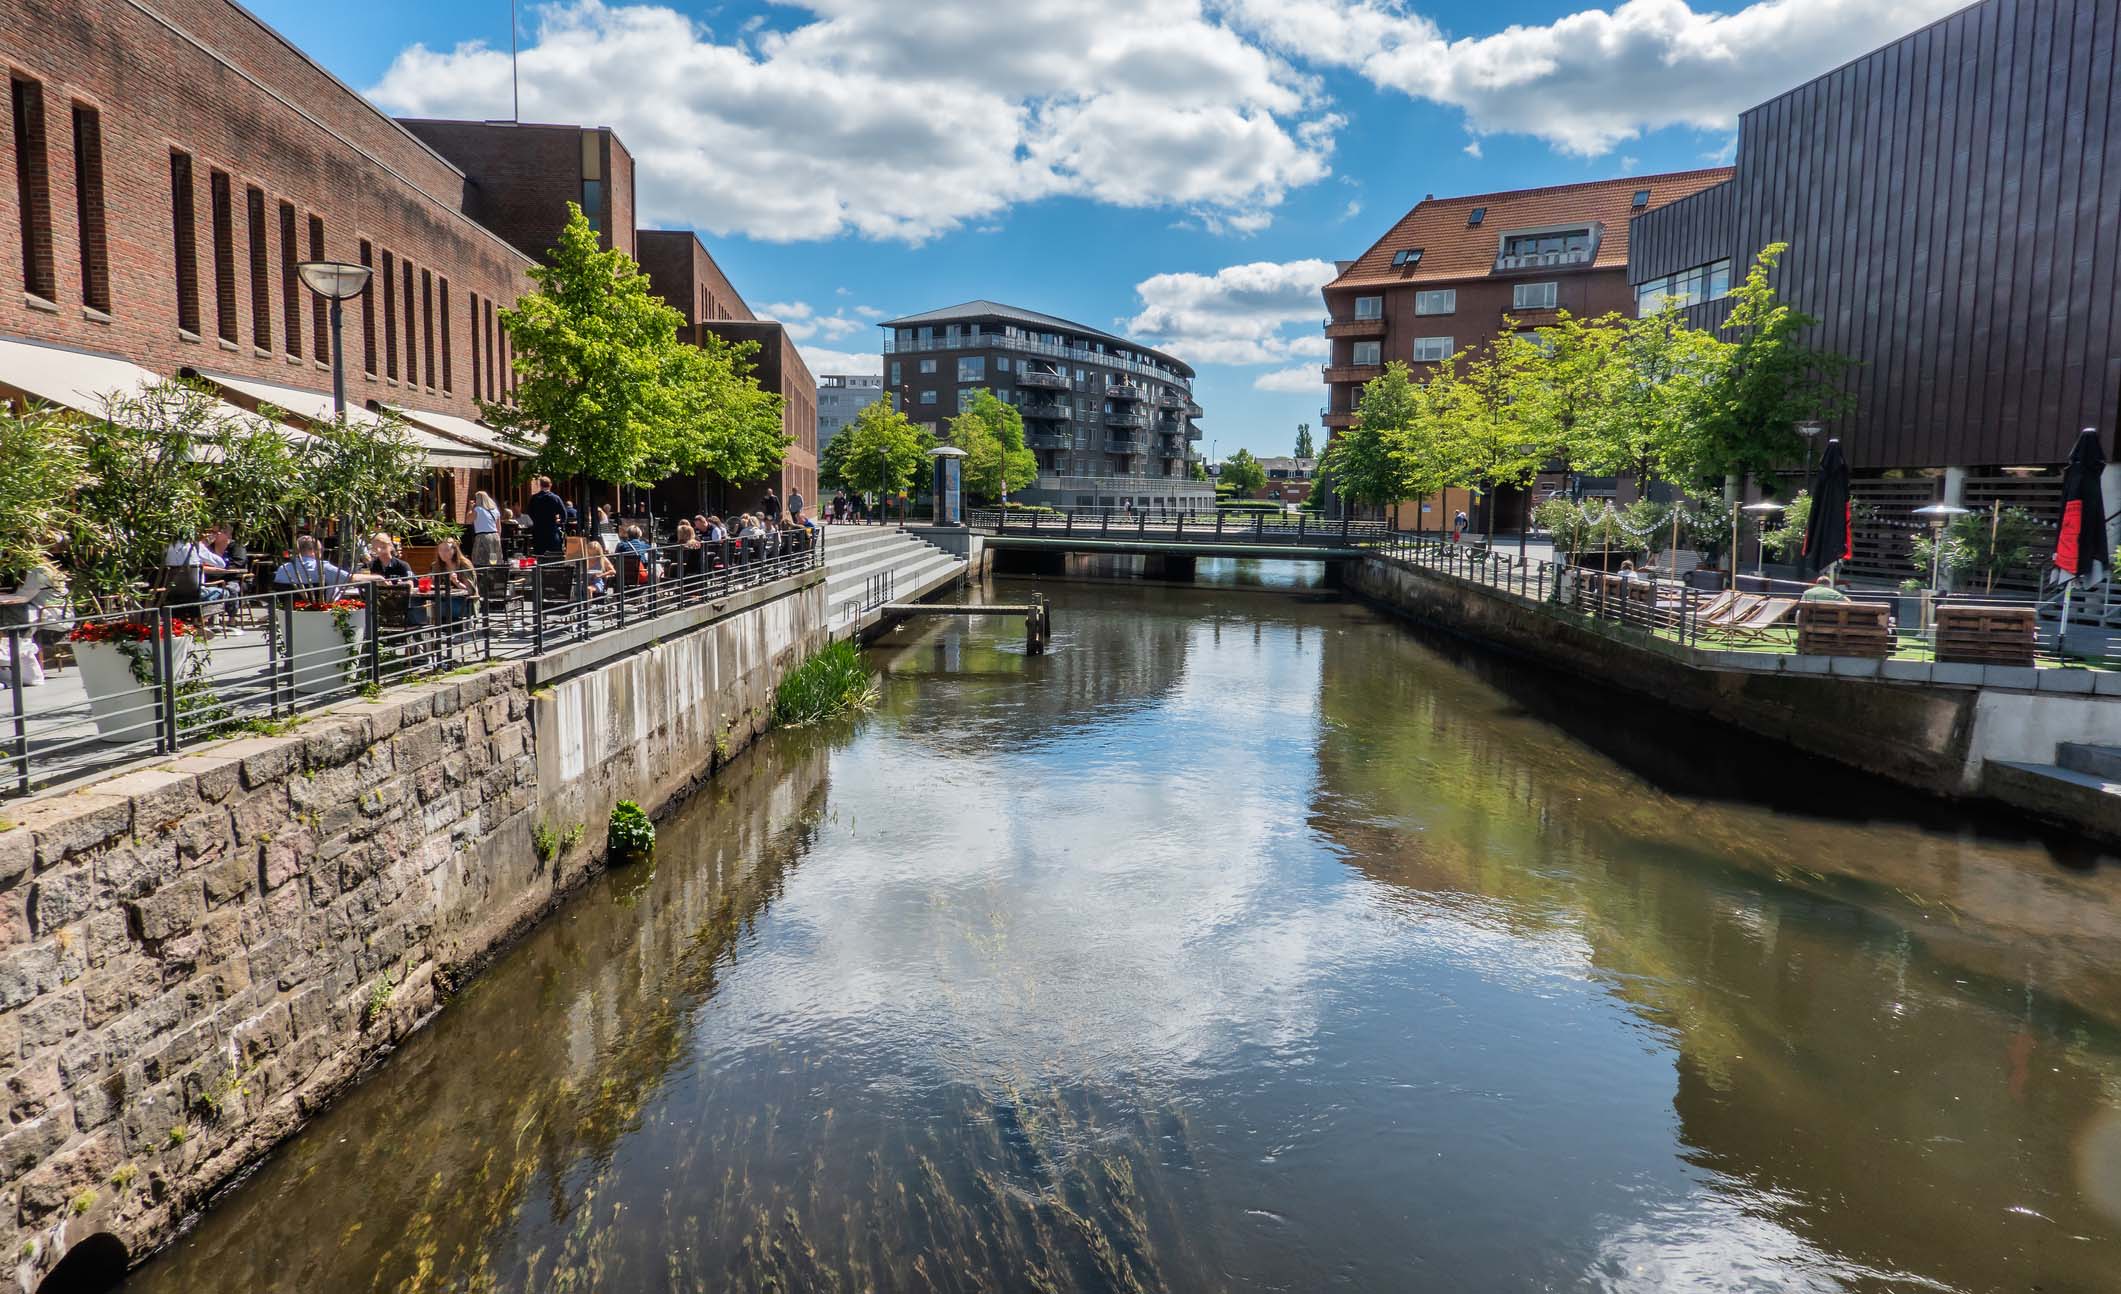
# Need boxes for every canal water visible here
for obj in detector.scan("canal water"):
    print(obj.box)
[128,565,2121,1293]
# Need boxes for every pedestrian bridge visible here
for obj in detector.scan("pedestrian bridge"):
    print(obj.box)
[967,508,1387,563]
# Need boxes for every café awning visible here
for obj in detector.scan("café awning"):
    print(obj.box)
[381,404,535,461]
[197,372,493,469]
[0,335,283,434]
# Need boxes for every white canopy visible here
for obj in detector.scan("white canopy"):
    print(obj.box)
[0,335,285,435]
[200,373,493,469]
[382,404,535,460]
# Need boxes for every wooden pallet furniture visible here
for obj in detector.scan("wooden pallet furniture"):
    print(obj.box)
[1796,601,1892,658]
[1934,604,2037,667]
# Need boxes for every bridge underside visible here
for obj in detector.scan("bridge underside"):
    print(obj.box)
[982,536,1361,563]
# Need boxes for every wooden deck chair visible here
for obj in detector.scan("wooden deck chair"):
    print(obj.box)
[1701,593,1766,630]
[1721,596,1800,645]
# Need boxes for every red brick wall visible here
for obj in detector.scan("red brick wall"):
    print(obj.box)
[637,229,756,325]
[402,121,634,263]
[0,0,531,427]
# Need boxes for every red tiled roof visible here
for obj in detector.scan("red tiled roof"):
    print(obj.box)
[1326,169,1734,291]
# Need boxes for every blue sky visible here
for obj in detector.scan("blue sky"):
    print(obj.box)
[250,0,1961,458]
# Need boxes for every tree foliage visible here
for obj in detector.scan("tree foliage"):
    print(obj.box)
[1293,424,1315,460]
[948,390,1037,501]
[837,400,934,502]
[1221,447,1268,495]
[0,403,85,587]
[492,204,787,487]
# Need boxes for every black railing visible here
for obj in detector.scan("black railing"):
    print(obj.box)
[3,533,823,798]
[970,508,1387,545]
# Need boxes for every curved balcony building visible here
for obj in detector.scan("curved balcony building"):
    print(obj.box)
[881,300,1212,511]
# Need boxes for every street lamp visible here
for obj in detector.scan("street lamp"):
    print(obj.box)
[1797,420,1823,485]
[1912,502,1971,596]
[296,260,373,419]
[1740,500,1785,578]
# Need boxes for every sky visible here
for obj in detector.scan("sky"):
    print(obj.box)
[249,0,1965,459]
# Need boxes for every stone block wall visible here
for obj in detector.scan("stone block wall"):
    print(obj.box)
[0,573,825,1285]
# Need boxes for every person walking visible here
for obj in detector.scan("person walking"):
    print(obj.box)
[788,486,806,525]
[469,491,503,568]
[525,476,568,556]
[761,486,781,526]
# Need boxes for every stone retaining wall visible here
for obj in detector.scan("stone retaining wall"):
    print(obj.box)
[0,572,823,1286]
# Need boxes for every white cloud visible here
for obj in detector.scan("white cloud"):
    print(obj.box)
[1253,365,1321,393]
[1125,258,1337,367]
[1220,0,1966,157]
[372,0,1340,243]
[761,299,867,343]
[1462,140,1482,159]
[797,346,882,378]
[1339,198,1362,220]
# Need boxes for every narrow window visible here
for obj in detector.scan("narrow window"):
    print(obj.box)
[381,249,397,378]
[358,239,376,374]
[10,77,55,300]
[70,104,108,312]
[438,278,452,392]
[245,185,270,350]
[420,268,434,388]
[402,260,415,384]
[484,299,496,400]
[209,170,236,342]
[170,151,199,333]
[468,292,481,398]
[307,216,327,362]
[277,201,300,357]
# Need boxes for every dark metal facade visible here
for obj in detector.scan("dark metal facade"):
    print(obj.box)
[1629,0,2121,470]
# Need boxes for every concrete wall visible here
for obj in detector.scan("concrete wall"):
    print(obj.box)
[0,574,822,1285]
[1348,554,2065,799]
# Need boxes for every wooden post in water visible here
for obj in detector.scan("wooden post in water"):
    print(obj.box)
[1025,595,1050,655]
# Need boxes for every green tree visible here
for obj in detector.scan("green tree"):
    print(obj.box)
[1910,505,2045,593]
[1514,310,1622,486]
[1294,424,1315,460]
[1586,300,1731,488]
[492,204,786,488]
[292,411,431,567]
[838,400,934,509]
[1677,243,1853,485]
[1321,362,1420,514]
[1427,341,1542,542]
[948,390,1037,501]
[1189,458,1209,482]
[66,385,221,611]
[1221,447,1268,496]
[0,403,84,588]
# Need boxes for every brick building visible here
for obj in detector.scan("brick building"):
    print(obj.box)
[1319,170,1732,528]
[0,0,538,516]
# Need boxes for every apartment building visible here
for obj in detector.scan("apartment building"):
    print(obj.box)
[817,373,885,447]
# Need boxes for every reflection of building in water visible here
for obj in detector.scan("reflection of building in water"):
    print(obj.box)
[1307,617,2121,1294]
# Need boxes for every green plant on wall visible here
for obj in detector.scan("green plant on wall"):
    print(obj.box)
[607,800,655,860]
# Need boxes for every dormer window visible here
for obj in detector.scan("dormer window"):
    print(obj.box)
[1496,225,1599,269]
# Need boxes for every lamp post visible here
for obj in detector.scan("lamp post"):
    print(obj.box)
[1797,420,1823,485]
[1740,501,1785,579]
[1913,502,1971,596]
[296,260,374,419]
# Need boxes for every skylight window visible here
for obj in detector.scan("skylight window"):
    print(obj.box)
[1631,189,1650,209]
[1390,248,1424,268]
[1467,207,1486,227]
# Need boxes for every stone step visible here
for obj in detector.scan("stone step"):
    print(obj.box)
[827,555,958,606]
[1982,759,2121,846]
[2057,742,2121,780]
[824,537,945,591]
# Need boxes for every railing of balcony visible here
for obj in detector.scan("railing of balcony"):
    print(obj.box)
[1017,368,1070,389]
[882,331,1194,387]
[1105,409,1151,429]
[1020,400,1072,420]
[1105,383,1144,402]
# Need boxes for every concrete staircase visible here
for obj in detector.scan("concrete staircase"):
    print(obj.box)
[821,526,965,638]
[1983,742,2121,844]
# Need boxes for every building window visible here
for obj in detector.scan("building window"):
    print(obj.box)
[890,361,900,385]
[957,388,976,412]
[381,250,397,378]
[1412,336,1454,362]
[278,201,300,357]
[9,77,54,301]
[438,278,451,392]
[997,357,1011,371]
[1414,289,1455,316]
[245,186,271,350]
[307,216,327,362]
[209,170,237,343]
[580,131,603,235]
[70,104,108,313]
[1500,230,1592,265]
[1512,281,1558,311]
[918,390,937,405]
[1636,258,1732,313]
[170,151,200,334]
[469,292,481,398]
[1351,341,1382,366]
[1353,295,1383,320]
[358,240,376,374]
[918,358,937,374]
[421,269,435,388]
[402,260,416,384]
[485,299,496,400]
[957,356,985,381]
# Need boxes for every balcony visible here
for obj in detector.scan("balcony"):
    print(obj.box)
[1018,367,1070,390]
[1505,306,1562,328]
[1020,400,1071,420]
[1156,388,1187,408]
[1028,429,1071,450]
[1322,363,1383,385]
[1494,248,1593,272]
[1105,408,1151,429]
[1321,410,1356,429]
[1324,315,1387,339]
[1185,424,1203,440]
[1105,439,1142,455]
[1106,382,1144,402]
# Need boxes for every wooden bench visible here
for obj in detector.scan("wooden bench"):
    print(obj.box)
[1934,604,2037,667]
[1796,601,1892,658]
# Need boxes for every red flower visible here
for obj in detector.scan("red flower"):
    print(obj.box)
[68,619,200,643]
[291,598,366,613]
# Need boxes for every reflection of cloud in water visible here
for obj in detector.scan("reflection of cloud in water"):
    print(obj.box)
[1589,1184,1954,1293]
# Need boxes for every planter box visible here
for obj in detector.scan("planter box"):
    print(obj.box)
[289,607,367,695]
[75,637,194,742]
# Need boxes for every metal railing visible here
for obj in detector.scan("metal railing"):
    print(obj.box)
[883,331,1194,388]
[971,508,1389,545]
[3,533,822,798]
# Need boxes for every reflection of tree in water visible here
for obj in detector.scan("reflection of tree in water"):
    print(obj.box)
[1308,616,2121,1293]
[131,725,1224,1293]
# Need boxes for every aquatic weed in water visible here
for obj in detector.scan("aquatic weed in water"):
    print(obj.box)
[772,640,878,727]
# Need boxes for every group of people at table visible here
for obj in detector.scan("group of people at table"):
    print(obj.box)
[164,528,479,633]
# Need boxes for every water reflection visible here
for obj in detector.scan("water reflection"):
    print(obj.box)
[128,572,2121,1293]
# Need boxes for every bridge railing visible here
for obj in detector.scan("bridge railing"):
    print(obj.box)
[969,508,1393,545]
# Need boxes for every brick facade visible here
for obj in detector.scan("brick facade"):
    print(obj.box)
[399,120,637,262]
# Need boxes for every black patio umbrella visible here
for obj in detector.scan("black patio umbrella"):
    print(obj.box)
[1799,437,1852,578]
[2053,426,2110,585]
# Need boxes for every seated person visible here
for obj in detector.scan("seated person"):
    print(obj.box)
[1801,575,1851,603]
[613,524,656,585]
[272,535,355,598]
[583,541,617,597]
[428,538,479,624]
[674,522,710,580]
[365,533,428,626]
[165,528,237,607]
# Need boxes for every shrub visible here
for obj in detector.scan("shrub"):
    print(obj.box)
[607,800,655,859]
[772,639,879,726]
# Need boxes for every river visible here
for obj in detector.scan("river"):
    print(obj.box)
[125,564,2121,1293]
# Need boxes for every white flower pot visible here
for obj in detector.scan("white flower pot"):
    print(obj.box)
[289,608,367,695]
[75,637,195,742]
